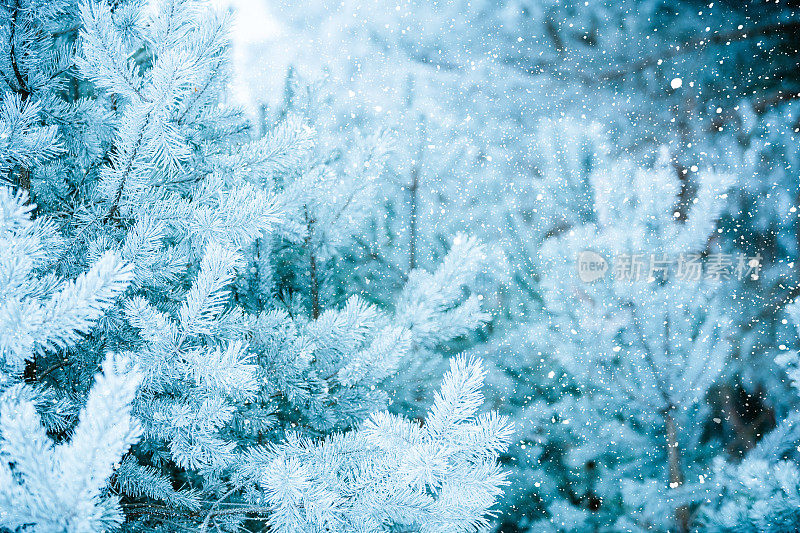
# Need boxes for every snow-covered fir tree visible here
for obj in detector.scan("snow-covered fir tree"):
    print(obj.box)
[702,301,800,533]
[0,1,512,531]
[267,1,800,530]
[526,148,738,531]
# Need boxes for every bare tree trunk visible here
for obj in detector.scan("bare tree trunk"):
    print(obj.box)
[18,167,36,382]
[664,410,689,533]
[17,166,30,190]
[304,208,319,320]
[10,1,30,102]
[404,75,424,273]
[407,118,426,272]
[309,247,319,320]
[11,3,35,380]
[408,163,419,272]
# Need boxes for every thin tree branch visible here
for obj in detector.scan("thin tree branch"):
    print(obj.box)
[664,408,690,533]
[709,90,800,131]
[304,207,319,320]
[353,236,408,283]
[598,21,800,81]
[9,1,29,100]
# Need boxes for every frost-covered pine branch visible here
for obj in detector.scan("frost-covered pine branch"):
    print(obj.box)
[0,353,141,532]
[0,187,132,373]
[703,303,800,532]
[233,356,512,533]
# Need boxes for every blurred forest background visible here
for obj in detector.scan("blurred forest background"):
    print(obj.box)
[227,0,800,530]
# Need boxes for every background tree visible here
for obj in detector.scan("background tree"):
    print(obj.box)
[259,0,800,530]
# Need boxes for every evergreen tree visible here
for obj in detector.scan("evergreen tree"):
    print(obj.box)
[703,302,800,533]
[257,0,800,529]
[0,1,511,531]
[524,151,737,531]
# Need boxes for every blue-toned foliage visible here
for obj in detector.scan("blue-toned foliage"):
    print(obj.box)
[0,1,510,531]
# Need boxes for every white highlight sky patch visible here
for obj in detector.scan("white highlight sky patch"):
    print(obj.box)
[210,0,284,112]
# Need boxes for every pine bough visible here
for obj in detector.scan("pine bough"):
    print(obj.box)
[0,1,511,531]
